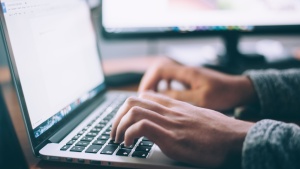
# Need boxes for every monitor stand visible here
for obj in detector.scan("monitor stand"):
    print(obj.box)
[205,33,300,75]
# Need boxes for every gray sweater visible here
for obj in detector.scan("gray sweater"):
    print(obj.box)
[242,69,300,169]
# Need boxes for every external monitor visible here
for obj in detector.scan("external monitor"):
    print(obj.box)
[102,0,300,38]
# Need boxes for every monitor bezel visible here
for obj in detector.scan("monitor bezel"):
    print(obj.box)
[102,24,300,39]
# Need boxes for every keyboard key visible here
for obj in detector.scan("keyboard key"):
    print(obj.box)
[60,145,71,151]
[106,126,112,131]
[102,131,111,136]
[97,135,109,140]
[139,141,154,147]
[72,135,80,140]
[135,146,151,152]
[96,124,106,128]
[70,146,85,152]
[85,145,102,154]
[98,122,107,125]
[92,140,106,145]
[100,145,118,155]
[78,130,85,135]
[120,143,134,149]
[142,137,149,141]
[86,132,97,137]
[66,158,73,162]
[116,149,131,156]
[66,140,76,145]
[108,140,120,145]
[90,128,101,133]
[75,141,90,147]
[81,137,94,142]
[132,151,148,158]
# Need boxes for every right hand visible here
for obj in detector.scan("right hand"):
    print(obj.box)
[138,57,257,111]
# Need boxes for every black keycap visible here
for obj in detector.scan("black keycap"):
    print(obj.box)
[102,131,111,136]
[90,128,101,133]
[70,146,85,152]
[132,151,148,158]
[106,127,112,131]
[108,140,120,145]
[96,124,106,128]
[98,122,107,125]
[120,143,134,149]
[86,132,97,137]
[142,137,149,141]
[139,141,154,147]
[92,140,106,145]
[66,158,73,162]
[72,135,80,140]
[103,117,111,121]
[100,145,118,155]
[85,145,102,154]
[78,159,85,163]
[81,137,94,142]
[60,145,71,151]
[135,146,151,152]
[116,149,131,156]
[97,135,109,140]
[75,141,90,147]
[102,119,110,124]
[78,130,85,135]
[66,140,76,145]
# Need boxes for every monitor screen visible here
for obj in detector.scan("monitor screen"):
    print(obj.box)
[1,0,105,138]
[102,0,300,36]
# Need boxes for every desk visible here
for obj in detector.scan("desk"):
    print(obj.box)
[0,56,159,169]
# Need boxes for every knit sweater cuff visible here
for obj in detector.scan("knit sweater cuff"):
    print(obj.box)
[242,119,300,169]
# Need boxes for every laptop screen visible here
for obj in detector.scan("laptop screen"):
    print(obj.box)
[1,0,105,138]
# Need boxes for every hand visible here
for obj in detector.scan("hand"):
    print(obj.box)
[111,92,254,168]
[139,57,257,111]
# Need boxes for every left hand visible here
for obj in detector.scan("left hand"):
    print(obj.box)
[111,92,254,168]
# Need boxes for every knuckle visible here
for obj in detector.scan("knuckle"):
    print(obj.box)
[125,96,138,107]
[187,67,199,77]
[139,92,149,99]
[128,106,142,118]
[138,119,150,130]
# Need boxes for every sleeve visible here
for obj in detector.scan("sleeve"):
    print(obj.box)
[242,120,300,169]
[245,69,300,117]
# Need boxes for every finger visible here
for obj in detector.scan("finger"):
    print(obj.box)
[162,90,196,105]
[111,96,171,139]
[115,106,173,142]
[138,64,193,92]
[139,92,174,108]
[123,119,172,148]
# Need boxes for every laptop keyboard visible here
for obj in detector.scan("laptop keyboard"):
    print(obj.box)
[60,95,154,158]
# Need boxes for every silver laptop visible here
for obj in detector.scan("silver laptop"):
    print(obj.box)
[0,0,196,168]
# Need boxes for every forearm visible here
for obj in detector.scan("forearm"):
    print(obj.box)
[242,120,300,169]
[245,69,300,117]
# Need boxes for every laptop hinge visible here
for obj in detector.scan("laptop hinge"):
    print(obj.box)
[48,95,106,143]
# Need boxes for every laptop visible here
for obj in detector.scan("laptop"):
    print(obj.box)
[0,86,28,169]
[0,0,196,168]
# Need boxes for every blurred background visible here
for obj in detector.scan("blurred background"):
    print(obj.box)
[1,0,300,83]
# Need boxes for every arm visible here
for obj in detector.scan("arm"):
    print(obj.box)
[246,69,300,117]
[243,120,300,169]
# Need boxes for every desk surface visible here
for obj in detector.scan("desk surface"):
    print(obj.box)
[0,56,160,169]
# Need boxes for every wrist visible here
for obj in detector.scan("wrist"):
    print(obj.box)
[224,120,254,168]
[233,76,258,106]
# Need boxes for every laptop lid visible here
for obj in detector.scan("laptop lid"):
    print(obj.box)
[0,86,28,169]
[0,0,106,155]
